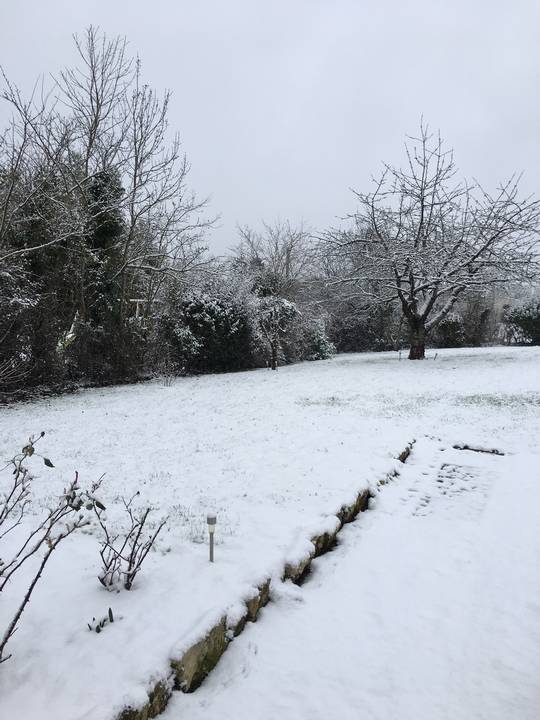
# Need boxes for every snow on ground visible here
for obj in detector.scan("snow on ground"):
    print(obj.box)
[0,346,539,719]
[164,437,540,720]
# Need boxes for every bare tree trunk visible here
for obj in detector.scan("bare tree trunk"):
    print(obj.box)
[408,320,426,360]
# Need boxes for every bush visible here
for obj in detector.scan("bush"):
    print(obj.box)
[505,302,540,345]
[94,493,166,591]
[157,293,257,374]
[273,312,334,365]
[298,323,335,361]
[432,312,466,348]
[0,433,105,662]
[65,317,148,383]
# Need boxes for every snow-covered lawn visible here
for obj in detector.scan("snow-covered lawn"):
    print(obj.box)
[166,437,540,720]
[0,346,539,719]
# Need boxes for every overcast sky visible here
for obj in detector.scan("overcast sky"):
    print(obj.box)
[1,0,539,253]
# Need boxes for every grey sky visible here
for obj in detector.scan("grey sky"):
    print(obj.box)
[1,0,539,253]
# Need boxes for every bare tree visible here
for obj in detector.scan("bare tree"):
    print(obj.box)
[0,27,213,386]
[235,221,313,298]
[114,65,212,319]
[54,29,212,322]
[57,26,133,178]
[323,124,540,359]
[257,295,298,369]
[233,221,313,367]
[1,27,211,280]
[0,86,73,264]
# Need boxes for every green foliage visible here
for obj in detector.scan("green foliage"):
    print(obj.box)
[303,325,336,361]
[63,170,145,382]
[506,302,540,345]
[0,30,212,397]
[65,316,148,383]
[158,293,257,373]
[3,174,80,387]
[0,166,147,391]
[432,313,466,348]
[280,317,335,363]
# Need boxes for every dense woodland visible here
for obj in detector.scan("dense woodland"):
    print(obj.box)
[1,29,539,399]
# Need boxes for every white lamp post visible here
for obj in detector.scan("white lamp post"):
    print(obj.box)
[207,513,216,562]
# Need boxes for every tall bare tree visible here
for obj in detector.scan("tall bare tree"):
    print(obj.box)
[235,221,313,297]
[233,221,313,368]
[115,64,211,319]
[324,125,540,358]
[0,27,212,387]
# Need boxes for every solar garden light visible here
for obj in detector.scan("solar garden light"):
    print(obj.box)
[207,513,217,562]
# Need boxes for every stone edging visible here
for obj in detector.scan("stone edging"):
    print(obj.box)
[117,439,415,720]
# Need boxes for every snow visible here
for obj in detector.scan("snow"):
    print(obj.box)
[165,438,540,720]
[0,346,539,719]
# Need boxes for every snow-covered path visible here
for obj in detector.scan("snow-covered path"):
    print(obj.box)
[164,436,540,720]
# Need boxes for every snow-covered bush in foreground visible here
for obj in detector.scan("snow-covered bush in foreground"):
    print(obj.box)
[0,433,104,663]
[94,492,167,591]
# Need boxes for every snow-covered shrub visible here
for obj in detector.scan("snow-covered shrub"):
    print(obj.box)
[432,312,466,348]
[303,324,336,360]
[505,302,540,345]
[154,315,201,374]
[65,316,149,383]
[279,315,335,363]
[0,433,105,662]
[257,296,298,369]
[157,292,257,374]
[93,493,166,591]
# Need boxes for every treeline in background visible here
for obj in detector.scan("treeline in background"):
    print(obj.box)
[1,29,539,399]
